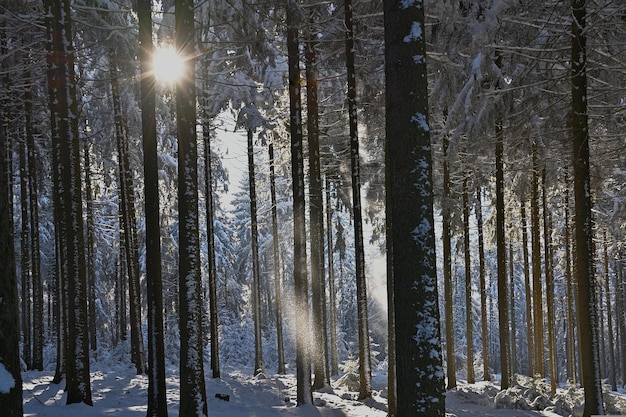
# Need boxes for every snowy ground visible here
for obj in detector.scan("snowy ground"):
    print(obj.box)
[22,362,589,417]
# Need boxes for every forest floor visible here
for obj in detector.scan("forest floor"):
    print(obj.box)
[23,360,624,417]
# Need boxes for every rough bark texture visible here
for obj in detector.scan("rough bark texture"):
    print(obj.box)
[463,177,474,383]
[325,177,339,377]
[531,142,544,377]
[111,60,145,374]
[521,200,534,377]
[495,117,510,390]
[476,187,490,380]
[306,18,329,390]
[287,0,312,405]
[345,0,371,399]
[176,0,208,414]
[269,144,285,375]
[442,134,456,389]
[203,99,220,380]
[47,0,92,405]
[138,0,169,413]
[571,2,604,415]
[0,53,23,415]
[247,128,264,376]
[384,0,446,414]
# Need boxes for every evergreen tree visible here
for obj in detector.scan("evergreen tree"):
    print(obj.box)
[176,0,208,413]
[384,0,445,415]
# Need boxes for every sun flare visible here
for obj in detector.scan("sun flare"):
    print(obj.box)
[152,46,185,84]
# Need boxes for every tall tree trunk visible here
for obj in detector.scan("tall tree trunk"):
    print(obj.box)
[82,139,97,352]
[495,114,510,390]
[111,60,145,374]
[19,133,32,370]
[563,168,577,384]
[442,134,456,389]
[44,3,66,384]
[286,0,312,405]
[476,187,489,380]
[530,141,544,377]
[202,88,220,380]
[508,230,516,376]
[325,176,339,377]
[463,176,474,384]
[520,200,534,376]
[269,143,285,375]
[247,128,264,376]
[384,0,446,414]
[345,0,371,399]
[25,78,44,369]
[137,0,169,412]
[47,0,92,404]
[176,0,208,414]
[0,48,23,414]
[603,231,616,391]
[306,14,329,390]
[543,172,556,393]
[571,1,604,415]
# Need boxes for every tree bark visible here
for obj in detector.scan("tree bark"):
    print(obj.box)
[571,1,604,414]
[345,0,371,399]
[176,0,208,414]
[247,127,264,376]
[137,0,169,413]
[476,187,490,381]
[0,44,23,414]
[495,115,510,390]
[531,141,544,377]
[46,0,92,405]
[306,14,330,390]
[520,200,534,376]
[269,143,285,375]
[442,134,456,389]
[384,0,446,414]
[325,176,339,377]
[463,176,474,383]
[111,60,145,373]
[286,0,312,405]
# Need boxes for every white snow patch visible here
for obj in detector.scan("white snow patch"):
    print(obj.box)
[0,362,15,394]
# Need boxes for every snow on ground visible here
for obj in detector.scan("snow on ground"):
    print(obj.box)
[23,362,578,417]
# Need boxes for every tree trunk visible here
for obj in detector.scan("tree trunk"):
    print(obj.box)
[563,168,577,384]
[508,230,516,376]
[46,0,92,405]
[111,59,145,374]
[325,176,339,377]
[495,114,510,390]
[202,87,220,380]
[269,143,285,375]
[345,0,371,399]
[247,128,264,376]
[543,172,556,393]
[306,14,329,390]
[384,0,446,414]
[571,1,604,414]
[82,139,97,352]
[176,0,208,414]
[19,133,32,370]
[0,52,23,415]
[442,134,456,389]
[137,0,169,412]
[520,200,534,377]
[476,187,489,380]
[286,0,312,405]
[603,231,616,391]
[530,141,544,377]
[463,177,474,384]
[25,78,44,370]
